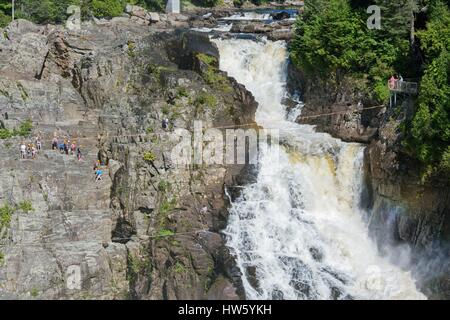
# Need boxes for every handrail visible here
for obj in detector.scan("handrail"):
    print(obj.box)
[388,80,418,94]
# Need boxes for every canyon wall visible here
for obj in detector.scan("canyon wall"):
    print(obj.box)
[0,19,256,299]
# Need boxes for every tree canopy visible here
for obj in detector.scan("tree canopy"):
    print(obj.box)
[290,0,450,175]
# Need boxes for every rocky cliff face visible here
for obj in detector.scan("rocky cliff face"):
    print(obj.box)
[287,63,450,299]
[287,63,380,143]
[0,18,257,299]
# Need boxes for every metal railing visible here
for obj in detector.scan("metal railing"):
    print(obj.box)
[389,81,418,94]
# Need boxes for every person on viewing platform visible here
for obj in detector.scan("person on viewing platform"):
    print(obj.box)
[388,75,397,90]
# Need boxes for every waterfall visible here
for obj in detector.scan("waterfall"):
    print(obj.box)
[212,37,426,300]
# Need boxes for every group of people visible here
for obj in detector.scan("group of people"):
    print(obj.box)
[20,134,82,161]
[388,74,404,90]
[20,136,42,160]
[51,136,83,161]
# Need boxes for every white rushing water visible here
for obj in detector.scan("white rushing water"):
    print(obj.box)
[212,37,426,300]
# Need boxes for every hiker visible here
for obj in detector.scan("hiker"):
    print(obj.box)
[20,143,26,159]
[77,145,82,161]
[36,135,42,151]
[31,145,37,159]
[59,141,65,153]
[162,118,169,130]
[52,137,58,150]
[71,141,76,156]
[95,168,103,182]
[27,143,32,158]
[388,75,397,90]
[64,139,69,155]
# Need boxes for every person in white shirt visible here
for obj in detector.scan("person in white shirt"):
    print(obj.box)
[20,143,26,159]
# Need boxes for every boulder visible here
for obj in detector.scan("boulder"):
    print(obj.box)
[207,277,240,300]
[148,12,160,23]
[125,4,148,21]
[270,11,291,21]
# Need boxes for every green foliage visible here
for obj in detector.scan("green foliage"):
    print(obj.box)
[173,261,188,274]
[0,128,13,139]
[290,0,412,102]
[3,0,126,24]
[30,288,39,297]
[157,180,171,192]
[176,87,189,98]
[17,200,34,213]
[0,251,4,266]
[0,203,14,230]
[127,40,136,58]
[197,53,217,66]
[403,1,450,174]
[143,151,156,162]
[16,119,33,137]
[0,9,11,28]
[192,0,222,7]
[156,228,175,239]
[0,119,34,139]
[13,0,82,24]
[196,53,231,92]
[194,93,217,111]
[91,0,126,18]
[159,198,176,216]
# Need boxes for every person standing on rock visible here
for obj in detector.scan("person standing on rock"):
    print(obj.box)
[59,140,65,153]
[95,168,103,182]
[36,135,42,151]
[27,143,32,158]
[20,143,27,159]
[71,141,76,156]
[52,137,58,150]
[162,118,169,130]
[65,139,70,155]
[77,145,82,161]
[31,145,37,159]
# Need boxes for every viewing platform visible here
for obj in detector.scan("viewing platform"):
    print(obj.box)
[389,81,418,95]
[388,79,418,107]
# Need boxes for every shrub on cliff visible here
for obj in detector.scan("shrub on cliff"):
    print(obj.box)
[0,0,11,27]
[403,1,450,175]
[192,0,222,8]
[5,0,127,24]
[91,0,126,18]
[289,0,401,103]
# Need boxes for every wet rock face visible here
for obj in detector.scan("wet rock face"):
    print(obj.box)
[0,19,256,299]
[286,62,380,143]
[363,113,450,299]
